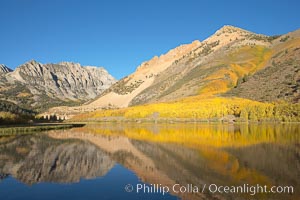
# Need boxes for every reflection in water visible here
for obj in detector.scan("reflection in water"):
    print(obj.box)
[0,124,299,200]
[0,135,114,184]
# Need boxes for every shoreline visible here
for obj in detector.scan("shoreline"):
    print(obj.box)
[0,123,85,135]
[67,117,300,124]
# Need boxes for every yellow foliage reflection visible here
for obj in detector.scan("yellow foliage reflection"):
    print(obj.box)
[79,123,299,148]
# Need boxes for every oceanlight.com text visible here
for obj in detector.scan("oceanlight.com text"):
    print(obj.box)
[125,183,294,196]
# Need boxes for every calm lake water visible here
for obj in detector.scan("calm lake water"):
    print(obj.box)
[0,123,299,200]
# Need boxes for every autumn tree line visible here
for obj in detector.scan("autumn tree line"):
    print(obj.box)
[73,97,300,123]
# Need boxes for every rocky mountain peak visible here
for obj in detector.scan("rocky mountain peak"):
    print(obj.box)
[215,25,251,35]
[0,64,12,74]
[193,25,271,57]
[28,59,40,65]
[58,62,109,75]
[1,60,116,112]
[20,59,42,69]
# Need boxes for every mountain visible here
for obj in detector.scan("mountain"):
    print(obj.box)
[129,26,300,105]
[46,26,300,120]
[0,60,116,112]
[87,25,299,108]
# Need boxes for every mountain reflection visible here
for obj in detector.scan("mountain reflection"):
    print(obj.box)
[0,134,115,184]
[0,124,299,200]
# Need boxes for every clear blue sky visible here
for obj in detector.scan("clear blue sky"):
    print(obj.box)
[0,0,299,79]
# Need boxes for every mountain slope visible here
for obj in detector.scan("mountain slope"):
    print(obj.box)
[226,29,300,102]
[130,26,273,105]
[46,26,300,120]
[83,26,282,107]
[0,60,116,112]
[87,40,201,108]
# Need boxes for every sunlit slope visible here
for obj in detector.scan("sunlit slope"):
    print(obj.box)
[198,45,271,96]
[134,45,271,102]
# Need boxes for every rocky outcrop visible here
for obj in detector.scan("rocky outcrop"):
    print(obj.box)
[0,64,12,74]
[0,60,116,112]
[8,60,116,100]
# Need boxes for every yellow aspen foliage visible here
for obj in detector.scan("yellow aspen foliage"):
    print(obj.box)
[71,96,299,122]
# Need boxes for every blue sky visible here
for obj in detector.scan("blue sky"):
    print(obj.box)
[0,0,299,79]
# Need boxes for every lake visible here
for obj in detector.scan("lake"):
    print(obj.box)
[0,123,299,200]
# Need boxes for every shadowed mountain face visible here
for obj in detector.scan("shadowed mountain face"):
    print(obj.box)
[225,144,300,187]
[0,60,116,112]
[0,134,115,184]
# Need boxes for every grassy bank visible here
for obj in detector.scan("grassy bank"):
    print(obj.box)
[0,111,34,125]
[0,123,85,135]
